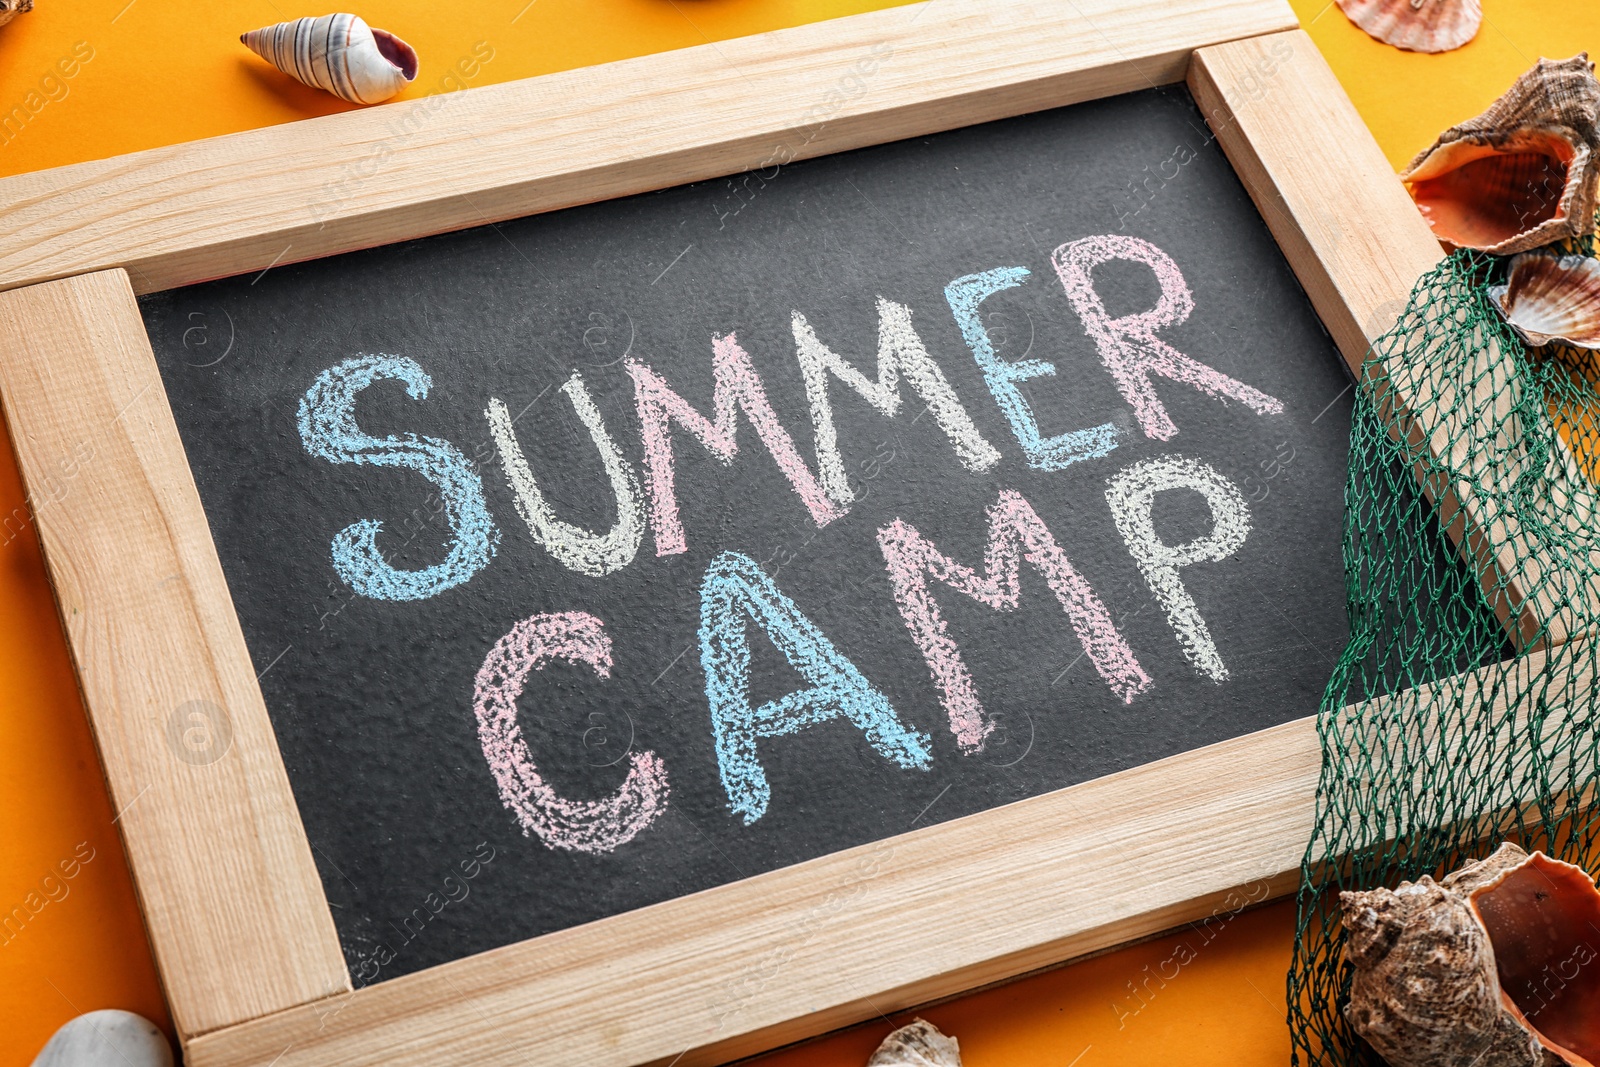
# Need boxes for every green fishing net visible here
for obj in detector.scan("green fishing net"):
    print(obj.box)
[1287,234,1600,1066]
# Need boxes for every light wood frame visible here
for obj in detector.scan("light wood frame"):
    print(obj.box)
[0,2,1490,1064]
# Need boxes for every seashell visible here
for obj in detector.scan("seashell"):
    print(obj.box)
[1336,0,1481,54]
[30,1010,172,1067]
[1488,253,1600,349]
[0,0,32,29]
[240,14,418,105]
[1341,842,1600,1067]
[867,1019,962,1067]
[1402,55,1600,255]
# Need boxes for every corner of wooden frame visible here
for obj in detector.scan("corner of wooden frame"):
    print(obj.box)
[1186,31,1595,650]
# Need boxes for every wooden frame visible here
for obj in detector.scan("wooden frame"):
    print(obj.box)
[0,2,1489,1064]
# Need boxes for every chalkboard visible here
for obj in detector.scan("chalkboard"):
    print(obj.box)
[139,84,1355,985]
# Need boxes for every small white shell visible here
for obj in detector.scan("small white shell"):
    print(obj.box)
[867,1019,962,1067]
[30,1010,172,1067]
[1488,254,1600,350]
[241,14,417,105]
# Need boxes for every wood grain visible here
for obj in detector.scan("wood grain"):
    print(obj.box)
[0,270,349,1040]
[1188,31,1442,372]
[0,0,1296,296]
[186,711,1322,1067]
[182,635,1599,1067]
[1189,33,1592,649]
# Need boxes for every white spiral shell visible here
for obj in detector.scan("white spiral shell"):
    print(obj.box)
[240,14,418,105]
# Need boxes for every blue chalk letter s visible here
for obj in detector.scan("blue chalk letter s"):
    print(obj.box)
[298,354,499,601]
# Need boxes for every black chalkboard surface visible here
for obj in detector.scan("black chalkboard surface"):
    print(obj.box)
[140,84,1354,985]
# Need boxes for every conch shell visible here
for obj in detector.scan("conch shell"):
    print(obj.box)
[0,0,32,29]
[867,1019,962,1067]
[240,14,418,105]
[1488,253,1600,349]
[1402,55,1600,255]
[1336,0,1481,54]
[1342,843,1600,1067]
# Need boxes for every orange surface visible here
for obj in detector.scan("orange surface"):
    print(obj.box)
[0,1,1595,1064]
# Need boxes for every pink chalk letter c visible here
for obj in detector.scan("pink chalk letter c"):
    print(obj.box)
[473,611,669,853]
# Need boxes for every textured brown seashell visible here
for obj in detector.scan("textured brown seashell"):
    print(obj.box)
[240,14,418,105]
[1342,843,1600,1067]
[867,1019,962,1067]
[1336,0,1481,54]
[1488,254,1600,349]
[0,0,33,29]
[1402,55,1600,254]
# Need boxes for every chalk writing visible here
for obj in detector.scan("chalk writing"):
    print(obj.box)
[701,551,931,824]
[878,489,1151,751]
[488,372,645,577]
[629,334,842,557]
[474,612,669,851]
[290,232,1291,837]
[298,355,499,600]
[1106,456,1251,681]
[794,297,998,507]
[1052,235,1283,440]
[946,266,1122,470]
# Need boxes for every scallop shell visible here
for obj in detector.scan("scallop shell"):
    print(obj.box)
[867,1019,962,1067]
[240,14,418,105]
[0,0,32,29]
[1336,0,1481,54]
[1402,55,1600,255]
[1488,254,1600,349]
[1342,843,1600,1067]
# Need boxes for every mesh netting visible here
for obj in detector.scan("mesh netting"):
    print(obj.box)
[1287,233,1600,1065]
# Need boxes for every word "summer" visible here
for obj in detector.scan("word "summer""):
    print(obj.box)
[297,234,1283,852]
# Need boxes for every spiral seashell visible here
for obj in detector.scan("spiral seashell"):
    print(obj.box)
[240,14,418,105]
[868,1019,962,1067]
[1336,0,1481,54]
[1488,254,1600,350]
[1402,55,1600,254]
[1342,843,1600,1067]
[0,0,33,30]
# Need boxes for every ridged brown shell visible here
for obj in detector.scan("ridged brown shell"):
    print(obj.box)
[1342,843,1600,1067]
[1336,0,1481,54]
[868,1020,962,1067]
[0,0,32,29]
[1402,55,1600,254]
[1488,253,1600,349]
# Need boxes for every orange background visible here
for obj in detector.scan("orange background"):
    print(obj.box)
[1,1,1597,1064]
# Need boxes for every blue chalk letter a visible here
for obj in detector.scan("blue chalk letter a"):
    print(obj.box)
[700,552,932,825]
